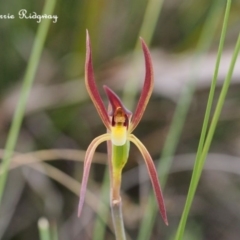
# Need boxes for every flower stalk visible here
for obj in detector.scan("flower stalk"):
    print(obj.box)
[110,143,128,239]
[111,199,126,240]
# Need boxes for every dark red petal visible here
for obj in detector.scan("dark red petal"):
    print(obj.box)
[129,134,168,225]
[129,38,154,132]
[85,30,111,130]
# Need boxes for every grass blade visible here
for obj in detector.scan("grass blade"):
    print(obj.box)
[175,32,240,240]
[137,0,227,239]
[122,0,165,109]
[93,168,110,240]
[0,0,56,204]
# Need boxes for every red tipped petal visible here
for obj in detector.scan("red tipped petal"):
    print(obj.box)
[103,86,132,117]
[129,134,168,225]
[78,133,111,217]
[85,31,111,130]
[129,39,154,133]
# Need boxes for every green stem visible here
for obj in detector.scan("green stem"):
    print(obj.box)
[38,217,51,240]
[0,0,56,205]
[110,143,129,239]
[111,199,126,240]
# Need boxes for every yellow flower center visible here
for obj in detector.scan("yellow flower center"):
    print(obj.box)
[111,125,127,146]
[111,107,128,146]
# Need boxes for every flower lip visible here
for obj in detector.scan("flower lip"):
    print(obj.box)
[113,107,127,126]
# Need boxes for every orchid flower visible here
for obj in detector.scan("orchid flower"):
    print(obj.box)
[78,31,168,226]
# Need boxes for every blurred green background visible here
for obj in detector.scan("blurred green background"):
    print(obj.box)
[0,0,240,239]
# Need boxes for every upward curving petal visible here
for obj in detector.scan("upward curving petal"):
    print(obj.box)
[129,134,168,225]
[85,30,111,130]
[129,39,154,133]
[78,133,111,217]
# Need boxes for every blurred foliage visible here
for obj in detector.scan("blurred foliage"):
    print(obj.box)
[0,0,240,239]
